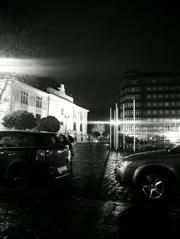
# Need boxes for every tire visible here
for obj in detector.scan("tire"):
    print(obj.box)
[8,165,30,191]
[136,169,171,201]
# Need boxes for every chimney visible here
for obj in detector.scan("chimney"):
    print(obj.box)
[58,84,65,94]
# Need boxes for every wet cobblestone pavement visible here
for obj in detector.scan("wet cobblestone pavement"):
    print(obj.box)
[0,143,180,238]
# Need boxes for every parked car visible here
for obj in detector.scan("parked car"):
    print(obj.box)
[115,144,180,201]
[0,130,72,191]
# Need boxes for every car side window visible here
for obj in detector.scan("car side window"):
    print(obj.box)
[38,134,59,147]
[0,135,20,147]
[19,135,35,146]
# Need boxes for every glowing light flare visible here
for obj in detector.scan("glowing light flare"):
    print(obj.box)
[0,57,66,76]
[0,57,38,74]
[165,132,180,143]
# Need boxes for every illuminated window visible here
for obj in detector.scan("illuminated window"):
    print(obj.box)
[159,110,163,114]
[21,91,28,104]
[170,94,175,98]
[158,94,163,98]
[164,102,169,107]
[152,102,157,106]
[171,110,176,114]
[158,102,163,106]
[170,102,176,106]
[147,95,151,99]
[36,96,42,108]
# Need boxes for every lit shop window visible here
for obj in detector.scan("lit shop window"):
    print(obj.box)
[21,91,28,104]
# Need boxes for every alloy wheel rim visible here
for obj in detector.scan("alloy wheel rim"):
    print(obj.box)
[141,174,164,199]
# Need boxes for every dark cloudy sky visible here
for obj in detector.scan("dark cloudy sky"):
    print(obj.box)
[1,1,180,120]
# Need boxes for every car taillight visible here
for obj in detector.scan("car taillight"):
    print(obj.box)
[36,149,46,163]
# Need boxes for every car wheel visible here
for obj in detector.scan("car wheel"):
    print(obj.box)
[137,170,170,201]
[8,166,30,191]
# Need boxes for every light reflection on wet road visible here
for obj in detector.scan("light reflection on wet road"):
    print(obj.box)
[0,143,180,238]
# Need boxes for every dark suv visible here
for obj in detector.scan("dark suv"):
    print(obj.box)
[115,145,180,201]
[0,130,72,191]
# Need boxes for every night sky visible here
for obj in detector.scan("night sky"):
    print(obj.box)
[1,1,180,120]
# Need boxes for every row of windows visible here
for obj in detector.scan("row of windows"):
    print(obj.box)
[146,101,180,107]
[125,110,141,116]
[144,78,170,84]
[125,87,141,93]
[146,85,180,91]
[21,91,42,108]
[122,126,178,132]
[146,93,180,99]
[146,109,180,115]
[121,102,141,108]
[122,95,141,101]
[129,78,171,85]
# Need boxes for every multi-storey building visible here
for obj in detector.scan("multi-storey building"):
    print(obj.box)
[119,72,180,143]
[0,76,89,141]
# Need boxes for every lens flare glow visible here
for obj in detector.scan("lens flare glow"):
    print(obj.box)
[0,57,67,76]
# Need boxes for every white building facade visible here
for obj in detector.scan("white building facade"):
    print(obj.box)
[0,77,89,141]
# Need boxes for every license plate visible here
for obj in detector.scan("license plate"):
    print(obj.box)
[57,166,67,173]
